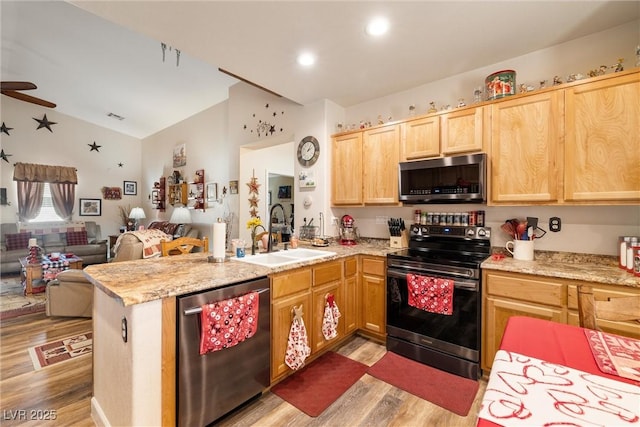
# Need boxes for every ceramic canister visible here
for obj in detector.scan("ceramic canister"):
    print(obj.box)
[485,69,516,100]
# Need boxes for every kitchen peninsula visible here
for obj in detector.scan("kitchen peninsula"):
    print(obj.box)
[84,243,640,426]
[84,242,393,426]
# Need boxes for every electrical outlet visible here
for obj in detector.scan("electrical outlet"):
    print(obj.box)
[549,217,561,232]
[331,216,338,225]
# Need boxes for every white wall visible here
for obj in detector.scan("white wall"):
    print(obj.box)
[141,100,237,247]
[0,96,142,235]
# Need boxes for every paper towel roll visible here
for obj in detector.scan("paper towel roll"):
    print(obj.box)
[212,220,226,261]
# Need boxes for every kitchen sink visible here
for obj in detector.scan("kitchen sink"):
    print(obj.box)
[233,248,336,267]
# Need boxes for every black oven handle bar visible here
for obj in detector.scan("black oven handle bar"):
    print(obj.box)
[387,268,478,291]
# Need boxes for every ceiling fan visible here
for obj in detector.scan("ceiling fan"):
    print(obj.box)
[1,81,56,108]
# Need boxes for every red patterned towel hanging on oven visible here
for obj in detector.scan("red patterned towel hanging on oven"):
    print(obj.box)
[406,273,454,315]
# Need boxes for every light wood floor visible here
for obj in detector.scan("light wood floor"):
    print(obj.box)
[0,312,487,426]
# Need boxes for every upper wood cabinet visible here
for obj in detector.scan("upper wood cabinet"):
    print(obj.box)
[363,124,401,204]
[331,124,400,206]
[401,115,440,160]
[489,90,564,204]
[331,132,363,205]
[564,72,640,203]
[441,106,485,155]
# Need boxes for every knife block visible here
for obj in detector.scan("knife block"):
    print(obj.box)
[390,230,409,249]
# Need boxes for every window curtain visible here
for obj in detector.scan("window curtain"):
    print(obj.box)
[13,163,77,222]
[50,183,75,221]
[17,181,44,221]
[13,162,77,184]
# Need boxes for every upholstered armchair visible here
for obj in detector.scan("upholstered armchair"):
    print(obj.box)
[45,269,92,317]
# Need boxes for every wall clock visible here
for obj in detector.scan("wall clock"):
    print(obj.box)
[297,136,320,167]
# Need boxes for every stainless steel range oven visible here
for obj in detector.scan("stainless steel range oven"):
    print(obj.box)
[386,225,491,379]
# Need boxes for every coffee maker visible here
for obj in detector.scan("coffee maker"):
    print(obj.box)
[339,214,358,246]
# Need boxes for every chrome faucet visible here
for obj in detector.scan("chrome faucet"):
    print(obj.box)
[267,203,286,253]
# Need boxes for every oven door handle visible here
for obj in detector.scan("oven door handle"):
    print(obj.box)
[387,268,478,290]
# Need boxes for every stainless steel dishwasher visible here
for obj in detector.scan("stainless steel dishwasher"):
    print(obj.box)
[177,276,270,426]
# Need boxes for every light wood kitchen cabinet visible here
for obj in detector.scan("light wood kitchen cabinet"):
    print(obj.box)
[363,124,401,204]
[310,261,343,354]
[401,115,440,160]
[360,256,386,340]
[566,283,640,339]
[342,257,359,334]
[564,71,640,203]
[441,106,485,155]
[489,90,564,204]
[270,267,312,382]
[331,132,363,205]
[482,270,566,371]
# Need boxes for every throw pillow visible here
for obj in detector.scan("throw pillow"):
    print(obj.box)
[5,232,32,251]
[66,230,88,246]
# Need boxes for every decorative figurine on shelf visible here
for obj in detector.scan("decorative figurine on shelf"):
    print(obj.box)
[336,122,344,133]
[473,87,483,103]
[408,104,416,117]
[539,80,547,89]
[612,58,624,72]
[377,115,384,125]
[552,75,563,86]
[457,98,466,108]
[636,45,640,67]
[359,120,366,129]
[428,102,437,113]
[519,84,534,93]
[246,217,265,256]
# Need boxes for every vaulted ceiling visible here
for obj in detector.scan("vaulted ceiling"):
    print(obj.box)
[2,1,638,139]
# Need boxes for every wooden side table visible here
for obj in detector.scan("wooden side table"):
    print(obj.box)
[19,255,84,295]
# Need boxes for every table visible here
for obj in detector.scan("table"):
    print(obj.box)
[477,316,639,427]
[19,255,83,295]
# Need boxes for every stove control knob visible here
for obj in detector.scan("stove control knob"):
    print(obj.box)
[411,225,421,235]
[477,228,488,237]
[421,226,429,235]
[466,228,476,238]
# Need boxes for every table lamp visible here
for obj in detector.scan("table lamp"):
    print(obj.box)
[170,206,192,224]
[129,207,146,230]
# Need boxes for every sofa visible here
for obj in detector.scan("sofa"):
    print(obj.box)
[112,221,199,262]
[0,221,108,275]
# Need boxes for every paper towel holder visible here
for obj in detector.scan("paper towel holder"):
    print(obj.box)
[210,218,227,263]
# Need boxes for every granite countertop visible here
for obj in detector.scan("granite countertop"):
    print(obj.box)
[84,239,397,307]
[481,250,640,288]
[85,239,640,307]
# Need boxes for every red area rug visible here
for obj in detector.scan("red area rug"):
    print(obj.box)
[367,352,479,416]
[271,351,368,417]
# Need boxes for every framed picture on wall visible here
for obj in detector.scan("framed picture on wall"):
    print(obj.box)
[173,143,186,167]
[79,198,101,216]
[123,181,137,195]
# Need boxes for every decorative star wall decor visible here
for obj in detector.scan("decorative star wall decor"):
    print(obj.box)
[33,114,57,132]
[0,149,12,163]
[118,162,124,167]
[88,142,101,152]
[1,122,13,136]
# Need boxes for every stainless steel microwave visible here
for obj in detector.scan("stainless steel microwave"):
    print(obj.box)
[398,153,486,204]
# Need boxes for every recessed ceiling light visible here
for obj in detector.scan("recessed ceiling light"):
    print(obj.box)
[297,52,316,67]
[366,17,389,37]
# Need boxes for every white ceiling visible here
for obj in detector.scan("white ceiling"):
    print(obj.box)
[2,1,638,139]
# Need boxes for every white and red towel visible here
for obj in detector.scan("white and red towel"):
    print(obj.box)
[285,305,311,370]
[322,294,341,340]
[406,273,454,315]
[199,291,259,355]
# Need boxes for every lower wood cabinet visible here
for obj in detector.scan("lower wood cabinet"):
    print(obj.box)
[271,291,312,382]
[342,257,359,334]
[482,269,640,372]
[311,261,343,354]
[360,256,386,340]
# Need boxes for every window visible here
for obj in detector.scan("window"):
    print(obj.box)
[30,183,63,222]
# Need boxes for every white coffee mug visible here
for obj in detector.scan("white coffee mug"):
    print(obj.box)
[505,240,534,261]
